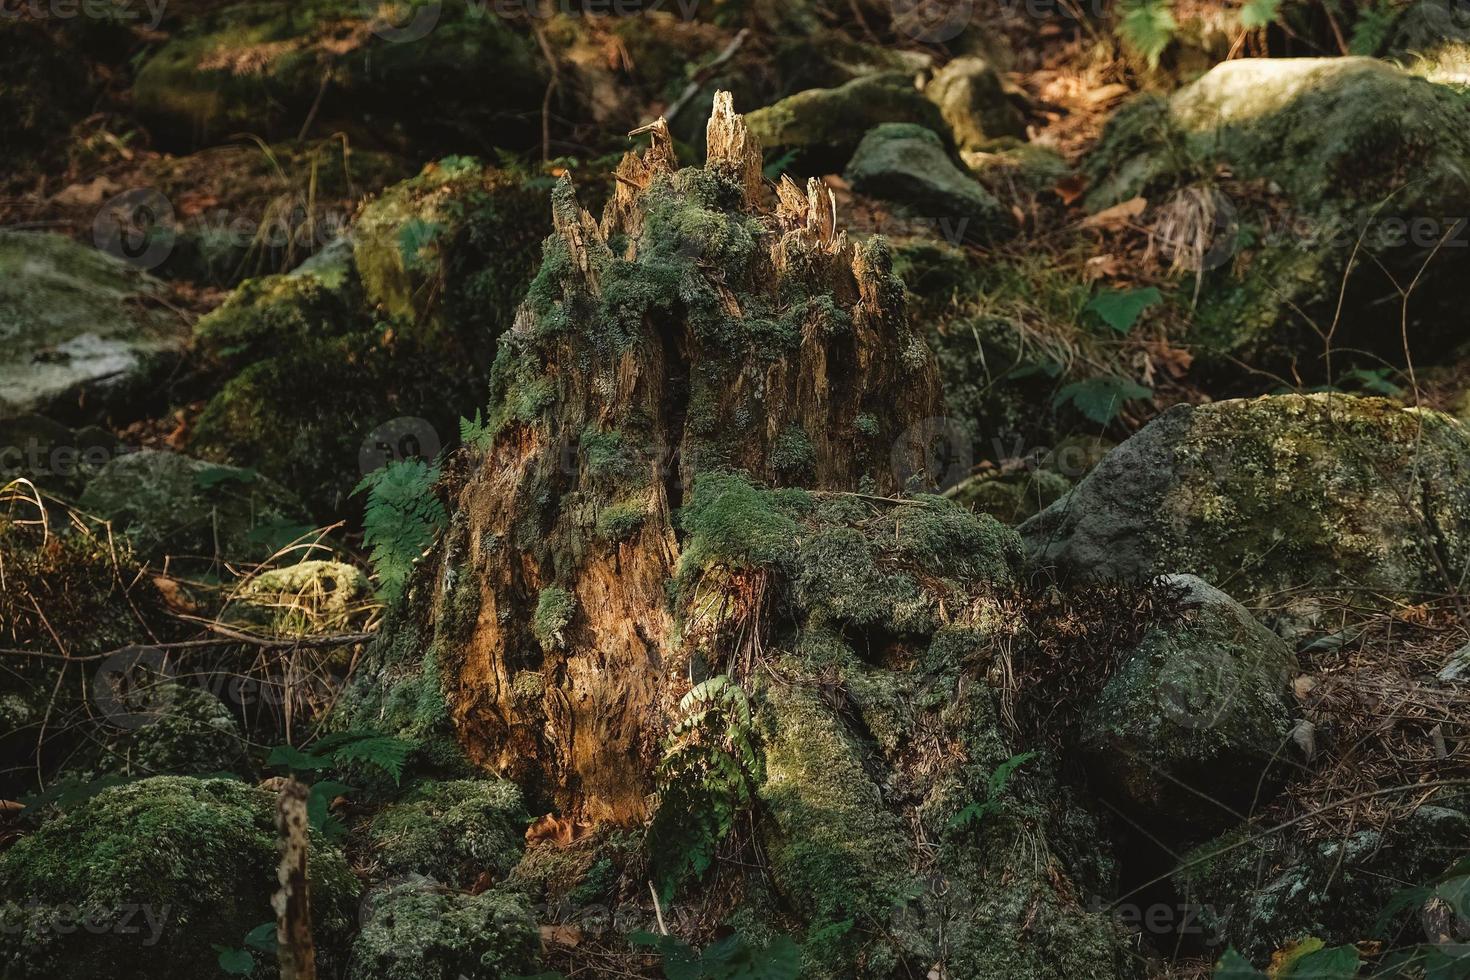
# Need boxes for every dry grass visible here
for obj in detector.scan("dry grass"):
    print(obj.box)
[1269,600,1470,838]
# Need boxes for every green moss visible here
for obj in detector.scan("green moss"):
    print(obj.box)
[133,0,545,150]
[77,449,308,565]
[596,498,650,542]
[1024,394,1470,621]
[0,776,358,979]
[349,882,539,980]
[366,779,526,888]
[532,586,576,652]
[757,682,915,977]
[745,72,949,171]
[66,685,252,783]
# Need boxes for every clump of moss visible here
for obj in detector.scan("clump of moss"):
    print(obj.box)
[349,881,540,980]
[532,586,576,651]
[366,778,527,888]
[65,685,252,783]
[0,776,359,979]
[596,497,647,542]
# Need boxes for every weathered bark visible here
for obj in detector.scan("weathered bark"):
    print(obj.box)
[273,778,316,980]
[434,93,946,823]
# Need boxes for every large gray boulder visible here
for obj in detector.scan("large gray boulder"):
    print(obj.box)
[1085,58,1470,372]
[0,232,187,420]
[1021,393,1470,627]
[845,123,1012,243]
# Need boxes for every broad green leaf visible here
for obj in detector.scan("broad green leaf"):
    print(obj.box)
[215,946,255,975]
[1085,286,1162,334]
[1238,0,1280,29]
[1214,948,1266,978]
[266,744,331,773]
[1054,376,1154,425]
[1283,944,1361,979]
[243,922,277,953]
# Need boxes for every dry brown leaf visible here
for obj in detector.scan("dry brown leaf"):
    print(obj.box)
[539,924,583,948]
[51,176,121,208]
[1054,174,1087,206]
[1081,196,1147,230]
[525,812,587,847]
[1083,254,1124,280]
[1084,83,1131,106]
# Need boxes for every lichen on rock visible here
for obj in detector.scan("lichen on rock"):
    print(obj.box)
[1021,393,1470,627]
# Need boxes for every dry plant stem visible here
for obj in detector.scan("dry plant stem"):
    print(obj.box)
[274,778,317,980]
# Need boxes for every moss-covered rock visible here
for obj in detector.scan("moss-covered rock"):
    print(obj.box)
[348,879,540,980]
[0,414,120,497]
[228,560,373,635]
[1084,58,1470,374]
[352,157,550,342]
[64,684,253,783]
[190,160,550,517]
[133,0,544,153]
[925,56,1028,150]
[365,778,526,888]
[844,124,1012,243]
[0,232,187,421]
[1385,0,1470,87]
[757,681,914,976]
[0,776,359,980]
[1175,804,1470,963]
[1021,394,1470,626]
[949,467,1072,524]
[746,72,949,172]
[1079,574,1298,827]
[79,449,309,564]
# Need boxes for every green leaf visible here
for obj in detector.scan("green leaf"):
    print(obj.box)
[1084,286,1162,334]
[1438,874,1470,921]
[353,459,447,602]
[1054,376,1154,425]
[266,744,332,774]
[243,922,277,953]
[1282,945,1361,979]
[215,946,256,976]
[306,780,353,835]
[1215,948,1266,978]
[1238,0,1280,29]
[1119,0,1178,68]
[329,735,414,785]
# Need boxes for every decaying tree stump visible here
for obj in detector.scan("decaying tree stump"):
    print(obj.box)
[432,92,946,822]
